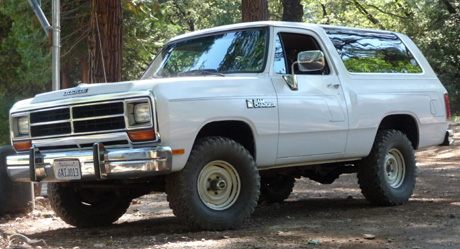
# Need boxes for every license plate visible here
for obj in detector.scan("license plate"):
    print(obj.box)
[54,159,82,180]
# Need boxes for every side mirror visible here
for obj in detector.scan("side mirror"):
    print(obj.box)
[294,50,325,72]
[282,51,326,91]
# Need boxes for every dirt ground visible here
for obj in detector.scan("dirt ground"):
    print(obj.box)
[1,129,460,249]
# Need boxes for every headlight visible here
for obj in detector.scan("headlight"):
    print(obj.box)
[17,116,29,135]
[134,103,151,123]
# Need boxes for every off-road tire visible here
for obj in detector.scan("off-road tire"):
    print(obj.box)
[48,182,131,227]
[165,137,260,230]
[0,146,34,214]
[357,129,416,206]
[259,175,295,204]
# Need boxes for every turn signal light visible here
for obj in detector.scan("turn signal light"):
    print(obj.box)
[172,149,185,155]
[128,130,156,141]
[13,141,32,151]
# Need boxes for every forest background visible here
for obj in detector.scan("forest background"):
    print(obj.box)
[0,0,459,145]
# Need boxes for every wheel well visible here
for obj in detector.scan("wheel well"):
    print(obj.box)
[378,115,419,149]
[196,121,256,159]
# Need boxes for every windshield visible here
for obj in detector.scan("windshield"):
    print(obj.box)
[142,28,268,78]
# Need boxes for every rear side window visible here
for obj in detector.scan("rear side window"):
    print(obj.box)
[325,28,422,74]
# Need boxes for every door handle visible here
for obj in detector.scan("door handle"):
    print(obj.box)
[327,84,340,89]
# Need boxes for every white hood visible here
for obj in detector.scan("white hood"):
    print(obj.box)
[11,79,161,113]
[10,75,262,114]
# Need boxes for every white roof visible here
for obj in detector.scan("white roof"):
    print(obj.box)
[169,21,396,43]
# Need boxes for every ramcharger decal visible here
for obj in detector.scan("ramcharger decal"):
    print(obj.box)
[246,99,276,108]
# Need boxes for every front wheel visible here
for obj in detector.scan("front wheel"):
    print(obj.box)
[357,129,416,206]
[0,146,34,214]
[165,137,260,230]
[48,182,132,227]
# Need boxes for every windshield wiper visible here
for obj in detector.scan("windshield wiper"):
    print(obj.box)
[177,69,225,77]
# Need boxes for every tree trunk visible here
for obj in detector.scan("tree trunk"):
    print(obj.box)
[242,0,269,22]
[81,55,89,83]
[441,0,457,14]
[89,0,122,83]
[320,4,329,24]
[61,62,72,89]
[282,0,303,22]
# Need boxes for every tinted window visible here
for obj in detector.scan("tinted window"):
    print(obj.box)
[325,29,422,73]
[144,29,268,78]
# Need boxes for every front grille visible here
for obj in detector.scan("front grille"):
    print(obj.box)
[29,101,126,138]
[73,102,124,118]
[30,108,70,123]
[74,117,125,133]
[31,122,71,137]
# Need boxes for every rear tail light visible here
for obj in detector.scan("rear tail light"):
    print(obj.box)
[444,93,451,120]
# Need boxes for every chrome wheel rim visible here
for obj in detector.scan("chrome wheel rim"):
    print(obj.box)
[384,148,406,188]
[197,160,241,210]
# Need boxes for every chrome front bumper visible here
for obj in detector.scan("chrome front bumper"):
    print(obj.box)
[7,143,172,182]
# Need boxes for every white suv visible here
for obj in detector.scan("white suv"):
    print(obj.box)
[6,21,452,230]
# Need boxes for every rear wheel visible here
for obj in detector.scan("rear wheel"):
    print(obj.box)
[166,137,260,230]
[259,175,295,204]
[357,129,416,206]
[48,182,131,227]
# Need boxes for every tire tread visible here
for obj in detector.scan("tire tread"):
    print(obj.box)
[357,129,416,206]
[48,183,131,227]
[166,137,260,230]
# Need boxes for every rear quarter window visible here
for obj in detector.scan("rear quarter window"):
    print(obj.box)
[325,28,422,74]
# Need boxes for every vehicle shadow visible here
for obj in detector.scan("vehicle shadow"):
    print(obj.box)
[23,197,435,248]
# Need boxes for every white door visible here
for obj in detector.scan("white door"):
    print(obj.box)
[271,29,349,164]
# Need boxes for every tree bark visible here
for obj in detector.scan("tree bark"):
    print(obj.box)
[89,0,122,83]
[242,0,269,22]
[61,62,72,89]
[81,55,89,83]
[282,0,303,22]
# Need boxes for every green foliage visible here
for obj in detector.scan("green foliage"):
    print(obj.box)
[268,0,283,20]
[0,0,51,145]
[415,1,460,114]
[0,0,50,95]
[122,0,181,80]
[164,0,241,31]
